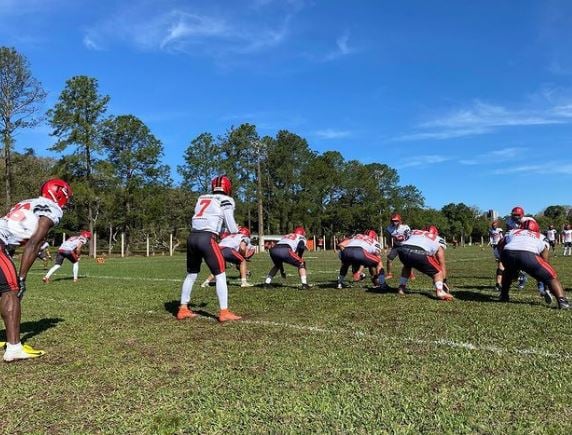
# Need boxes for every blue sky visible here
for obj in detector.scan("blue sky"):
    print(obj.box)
[1,0,572,215]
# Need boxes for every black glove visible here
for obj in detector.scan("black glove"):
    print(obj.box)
[17,277,26,299]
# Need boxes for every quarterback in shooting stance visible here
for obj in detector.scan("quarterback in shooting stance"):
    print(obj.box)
[177,175,242,322]
[336,230,386,289]
[0,179,72,362]
[396,225,453,301]
[497,219,570,309]
[43,231,91,283]
[264,227,310,289]
[201,226,256,288]
[488,220,504,291]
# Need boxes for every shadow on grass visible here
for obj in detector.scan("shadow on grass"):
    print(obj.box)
[452,290,536,305]
[454,284,497,291]
[164,300,219,321]
[0,317,64,343]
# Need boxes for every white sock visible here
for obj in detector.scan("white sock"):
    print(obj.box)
[399,277,408,287]
[301,275,307,284]
[435,281,444,291]
[241,277,247,284]
[6,342,22,351]
[72,262,79,280]
[180,273,197,305]
[45,264,61,279]
[215,272,228,310]
[265,276,272,284]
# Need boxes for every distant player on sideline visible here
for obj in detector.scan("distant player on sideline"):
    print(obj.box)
[396,226,453,301]
[264,227,310,289]
[498,220,569,309]
[545,224,557,254]
[337,230,385,289]
[176,175,242,322]
[563,224,572,256]
[43,231,91,283]
[37,241,52,270]
[385,213,411,279]
[201,226,255,288]
[0,179,72,362]
[488,220,504,291]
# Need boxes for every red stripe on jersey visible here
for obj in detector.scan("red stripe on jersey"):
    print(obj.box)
[0,249,19,291]
[362,249,381,264]
[210,238,226,273]
[427,255,443,273]
[535,255,557,279]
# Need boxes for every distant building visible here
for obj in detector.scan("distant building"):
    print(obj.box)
[487,209,498,220]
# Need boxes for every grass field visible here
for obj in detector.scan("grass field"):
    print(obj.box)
[1,246,572,433]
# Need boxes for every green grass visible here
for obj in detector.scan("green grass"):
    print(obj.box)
[1,246,572,433]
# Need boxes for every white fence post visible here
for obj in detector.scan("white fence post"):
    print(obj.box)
[93,232,97,258]
[121,233,125,258]
[170,233,173,256]
[146,236,150,257]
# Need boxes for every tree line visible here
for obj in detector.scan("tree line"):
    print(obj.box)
[1,47,570,254]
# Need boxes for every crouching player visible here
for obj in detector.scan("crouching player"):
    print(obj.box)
[337,230,385,289]
[396,226,453,301]
[201,227,255,288]
[264,227,309,289]
[498,220,570,309]
[43,231,91,283]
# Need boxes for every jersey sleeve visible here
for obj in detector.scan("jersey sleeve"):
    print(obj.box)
[220,196,239,234]
[34,199,63,226]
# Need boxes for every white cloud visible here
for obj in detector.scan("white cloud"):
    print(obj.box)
[493,162,572,175]
[395,98,572,141]
[322,31,356,61]
[398,154,453,168]
[314,129,351,139]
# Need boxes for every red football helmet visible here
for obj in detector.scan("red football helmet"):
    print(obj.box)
[80,231,92,239]
[390,213,402,223]
[294,226,306,236]
[521,219,540,233]
[238,226,251,237]
[365,229,378,239]
[511,206,524,219]
[40,179,72,208]
[211,175,232,195]
[425,225,439,235]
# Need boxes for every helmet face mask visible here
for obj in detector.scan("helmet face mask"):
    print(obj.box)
[40,179,73,208]
[511,206,524,221]
[211,175,232,196]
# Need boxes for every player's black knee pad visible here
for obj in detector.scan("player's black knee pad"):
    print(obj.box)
[496,268,503,277]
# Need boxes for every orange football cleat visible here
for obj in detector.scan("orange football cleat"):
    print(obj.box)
[218,309,242,322]
[176,306,197,320]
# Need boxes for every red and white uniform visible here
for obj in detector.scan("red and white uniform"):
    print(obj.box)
[346,234,381,254]
[506,216,535,231]
[402,230,446,255]
[276,233,307,252]
[385,223,411,247]
[0,198,62,246]
[489,227,503,245]
[59,236,87,254]
[546,229,557,242]
[503,229,549,255]
[191,194,238,234]
[219,233,250,251]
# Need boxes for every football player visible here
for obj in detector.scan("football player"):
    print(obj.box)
[200,226,255,288]
[337,230,385,289]
[37,240,52,270]
[43,231,91,283]
[264,226,309,289]
[0,179,72,362]
[488,220,504,291]
[497,220,569,309]
[384,213,413,280]
[396,225,453,301]
[563,224,572,256]
[177,175,242,322]
[545,224,558,254]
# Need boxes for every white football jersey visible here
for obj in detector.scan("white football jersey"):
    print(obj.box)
[276,233,307,251]
[563,230,572,243]
[403,229,446,255]
[546,229,557,241]
[385,223,411,246]
[347,234,382,254]
[191,193,238,234]
[503,229,549,254]
[489,227,503,245]
[219,233,249,250]
[506,216,535,231]
[0,197,63,246]
[59,236,87,253]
